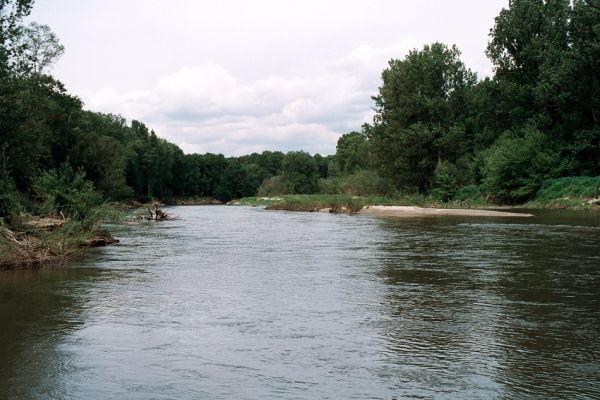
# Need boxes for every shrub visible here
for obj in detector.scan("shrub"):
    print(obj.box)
[452,185,485,201]
[318,178,339,195]
[535,176,600,202]
[32,163,116,232]
[338,169,395,196]
[482,127,559,203]
[431,162,459,201]
[257,175,290,197]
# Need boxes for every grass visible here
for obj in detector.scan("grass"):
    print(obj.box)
[525,176,600,209]
[236,176,600,212]
[0,223,84,271]
[0,206,124,271]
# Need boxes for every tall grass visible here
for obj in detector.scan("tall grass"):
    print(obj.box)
[526,176,600,208]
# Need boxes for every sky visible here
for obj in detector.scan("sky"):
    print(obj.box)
[29,0,508,156]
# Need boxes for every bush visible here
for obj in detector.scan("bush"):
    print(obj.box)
[482,127,559,203]
[257,175,290,197]
[452,185,485,201]
[431,162,459,201]
[535,176,600,202]
[32,163,114,232]
[338,170,395,196]
[318,178,339,195]
[315,170,395,196]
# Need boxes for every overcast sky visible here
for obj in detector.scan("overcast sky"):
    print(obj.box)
[29,0,507,156]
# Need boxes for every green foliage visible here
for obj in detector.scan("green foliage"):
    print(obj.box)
[281,151,319,194]
[257,175,290,197]
[535,176,600,202]
[336,130,370,175]
[371,122,438,191]
[340,170,395,196]
[264,194,368,213]
[317,170,394,197]
[370,43,476,192]
[482,127,559,202]
[0,0,34,74]
[33,164,105,224]
[432,162,458,202]
[12,22,64,76]
[317,178,339,195]
[452,185,485,202]
[0,146,18,220]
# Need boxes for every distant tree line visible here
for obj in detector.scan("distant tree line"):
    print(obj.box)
[1,0,599,223]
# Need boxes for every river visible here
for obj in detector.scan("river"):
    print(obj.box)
[1,206,599,399]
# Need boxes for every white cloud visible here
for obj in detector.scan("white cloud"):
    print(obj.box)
[30,0,505,155]
[88,43,422,156]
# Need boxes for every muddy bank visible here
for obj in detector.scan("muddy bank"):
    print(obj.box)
[358,205,533,217]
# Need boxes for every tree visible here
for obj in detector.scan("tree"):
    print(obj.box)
[336,129,370,175]
[0,145,18,219]
[0,0,34,75]
[370,43,476,191]
[487,0,572,135]
[571,0,600,128]
[12,22,64,76]
[281,151,318,194]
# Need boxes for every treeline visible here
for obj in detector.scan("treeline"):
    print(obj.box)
[0,2,337,220]
[1,0,600,224]
[262,0,599,204]
[331,0,599,204]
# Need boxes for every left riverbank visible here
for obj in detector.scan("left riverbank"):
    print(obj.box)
[0,217,119,272]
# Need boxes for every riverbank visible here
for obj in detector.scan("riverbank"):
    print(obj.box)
[234,176,600,213]
[0,217,119,271]
[233,193,599,216]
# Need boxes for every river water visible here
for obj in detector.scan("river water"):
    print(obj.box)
[1,206,599,399]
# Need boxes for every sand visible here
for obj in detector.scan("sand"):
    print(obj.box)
[358,205,533,218]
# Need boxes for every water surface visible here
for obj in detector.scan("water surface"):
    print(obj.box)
[1,206,599,399]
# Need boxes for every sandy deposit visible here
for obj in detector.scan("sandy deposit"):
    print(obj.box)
[358,205,533,218]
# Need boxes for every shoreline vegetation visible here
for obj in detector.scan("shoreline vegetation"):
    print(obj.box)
[0,202,178,271]
[228,189,600,217]
[0,216,119,271]
[232,176,600,215]
[233,196,535,217]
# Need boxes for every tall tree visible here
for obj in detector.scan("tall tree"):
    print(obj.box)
[486,0,572,134]
[281,151,319,194]
[12,22,64,77]
[370,43,476,191]
[0,0,34,75]
[336,129,370,175]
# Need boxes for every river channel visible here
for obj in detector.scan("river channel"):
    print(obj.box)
[1,206,599,399]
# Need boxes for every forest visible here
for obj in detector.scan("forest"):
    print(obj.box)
[1,0,599,227]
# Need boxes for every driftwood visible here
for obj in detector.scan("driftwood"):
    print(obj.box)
[81,230,119,247]
[135,202,175,221]
[0,228,79,270]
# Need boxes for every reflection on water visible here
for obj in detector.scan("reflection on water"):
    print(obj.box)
[1,206,599,399]
[376,217,600,398]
